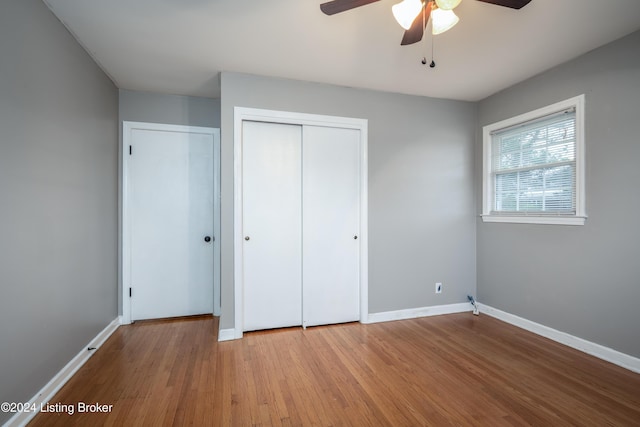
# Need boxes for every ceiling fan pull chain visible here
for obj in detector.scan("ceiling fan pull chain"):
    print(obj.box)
[420,3,436,68]
[429,3,436,69]
[421,3,429,66]
[430,32,436,68]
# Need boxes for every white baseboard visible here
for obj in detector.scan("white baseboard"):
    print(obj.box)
[217,328,236,342]
[218,303,473,340]
[365,302,473,324]
[3,317,121,427]
[478,303,640,374]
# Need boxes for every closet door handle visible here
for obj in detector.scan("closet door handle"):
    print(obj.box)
[353,235,358,240]
[245,236,250,241]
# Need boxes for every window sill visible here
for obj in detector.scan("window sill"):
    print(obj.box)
[481,215,586,226]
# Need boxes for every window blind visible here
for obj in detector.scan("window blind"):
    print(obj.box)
[491,109,576,214]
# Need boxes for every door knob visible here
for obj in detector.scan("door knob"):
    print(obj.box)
[354,235,358,240]
[245,236,250,241]
[204,236,212,243]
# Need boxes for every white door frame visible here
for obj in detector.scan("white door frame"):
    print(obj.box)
[233,107,369,339]
[122,121,221,324]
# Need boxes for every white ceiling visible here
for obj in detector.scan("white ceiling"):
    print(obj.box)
[43,0,640,102]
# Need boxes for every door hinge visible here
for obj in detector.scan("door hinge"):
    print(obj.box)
[129,145,132,155]
[129,287,132,297]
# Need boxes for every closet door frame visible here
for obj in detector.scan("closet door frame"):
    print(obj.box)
[233,107,368,339]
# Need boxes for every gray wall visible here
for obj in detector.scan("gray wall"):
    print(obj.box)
[0,0,118,421]
[220,72,477,330]
[476,31,640,358]
[119,89,220,128]
[118,89,221,315]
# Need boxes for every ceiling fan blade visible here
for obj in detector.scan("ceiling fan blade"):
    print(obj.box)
[475,0,532,9]
[400,1,432,46]
[320,0,381,15]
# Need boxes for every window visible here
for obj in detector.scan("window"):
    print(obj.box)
[482,95,586,225]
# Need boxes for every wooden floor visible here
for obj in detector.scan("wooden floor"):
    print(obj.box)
[29,314,640,426]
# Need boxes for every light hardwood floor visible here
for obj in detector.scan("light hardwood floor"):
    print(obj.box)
[29,313,640,426]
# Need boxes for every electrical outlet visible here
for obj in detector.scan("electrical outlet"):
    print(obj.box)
[435,282,442,294]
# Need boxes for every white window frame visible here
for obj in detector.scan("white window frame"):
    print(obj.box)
[482,95,586,225]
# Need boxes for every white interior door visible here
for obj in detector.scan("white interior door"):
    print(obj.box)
[129,126,214,321]
[302,126,361,327]
[242,121,303,331]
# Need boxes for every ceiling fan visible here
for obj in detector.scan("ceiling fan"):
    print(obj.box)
[320,0,532,46]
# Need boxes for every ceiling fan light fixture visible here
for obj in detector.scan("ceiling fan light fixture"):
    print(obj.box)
[392,0,424,30]
[434,0,462,10]
[431,7,459,35]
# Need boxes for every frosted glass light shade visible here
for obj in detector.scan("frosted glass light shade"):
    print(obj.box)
[392,0,424,30]
[435,0,462,10]
[431,7,459,34]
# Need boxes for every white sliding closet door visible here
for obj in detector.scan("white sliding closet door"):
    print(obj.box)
[242,121,303,331]
[302,126,361,327]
